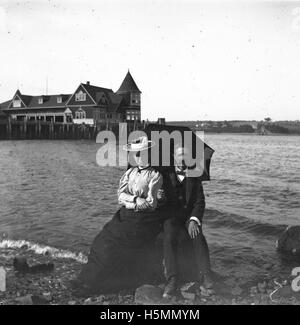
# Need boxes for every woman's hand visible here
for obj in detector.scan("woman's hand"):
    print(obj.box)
[136,197,149,210]
[188,220,200,239]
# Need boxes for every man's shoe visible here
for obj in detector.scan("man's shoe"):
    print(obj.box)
[163,276,178,299]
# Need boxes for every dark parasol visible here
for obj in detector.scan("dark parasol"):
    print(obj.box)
[143,123,215,181]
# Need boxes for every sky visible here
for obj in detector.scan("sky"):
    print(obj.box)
[0,0,300,121]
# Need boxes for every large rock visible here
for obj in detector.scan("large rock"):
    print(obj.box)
[13,256,54,274]
[134,285,164,305]
[276,226,300,255]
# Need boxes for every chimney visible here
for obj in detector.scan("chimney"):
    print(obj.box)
[86,81,90,85]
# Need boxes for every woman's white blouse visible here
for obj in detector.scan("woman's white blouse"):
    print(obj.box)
[117,167,163,211]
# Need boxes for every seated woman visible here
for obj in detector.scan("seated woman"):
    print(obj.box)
[69,136,167,295]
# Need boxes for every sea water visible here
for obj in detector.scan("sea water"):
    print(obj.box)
[0,135,299,283]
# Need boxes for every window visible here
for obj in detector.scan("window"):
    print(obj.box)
[75,108,86,119]
[57,96,62,104]
[16,115,26,121]
[13,99,21,108]
[106,113,112,119]
[100,96,108,105]
[75,90,86,101]
[38,97,43,104]
[135,111,141,120]
[55,115,64,122]
[131,93,140,105]
[126,110,140,121]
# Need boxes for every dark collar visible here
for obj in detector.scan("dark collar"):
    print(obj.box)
[136,165,151,173]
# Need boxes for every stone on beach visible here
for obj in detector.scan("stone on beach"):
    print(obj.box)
[15,294,33,305]
[0,267,6,292]
[200,287,215,297]
[68,300,76,305]
[31,294,52,305]
[250,286,258,296]
[13,256,29,273]
[42,292,52,302]
[181,291,196,301]
[276,226,300,255]
[13,255,54,274]
[257,281,267,294]
[231,286,243,296]
[134,284,164,305]
[180,282,197,293]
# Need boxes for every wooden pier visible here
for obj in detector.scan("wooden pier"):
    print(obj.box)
[0,119,140,140]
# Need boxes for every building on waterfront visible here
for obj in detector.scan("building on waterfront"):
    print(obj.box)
[0,71,141,125]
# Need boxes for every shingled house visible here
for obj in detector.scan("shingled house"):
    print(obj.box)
[0,71,141,125]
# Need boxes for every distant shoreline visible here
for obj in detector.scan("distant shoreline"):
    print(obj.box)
[165,121,300,135]
[202,132,300,136]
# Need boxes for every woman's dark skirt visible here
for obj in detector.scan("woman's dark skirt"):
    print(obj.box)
[78,206,170,293]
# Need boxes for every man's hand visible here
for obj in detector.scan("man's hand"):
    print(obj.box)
[188,220,200,239]
[136,197,149,210]
[157,189,165,202]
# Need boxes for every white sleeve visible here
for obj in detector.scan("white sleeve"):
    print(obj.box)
[117,168,137,205]
[189,216,201,226]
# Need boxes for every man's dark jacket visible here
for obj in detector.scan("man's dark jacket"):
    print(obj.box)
[161,168,206,223]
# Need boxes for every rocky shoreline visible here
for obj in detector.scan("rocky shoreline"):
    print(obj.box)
[0,245,300,305]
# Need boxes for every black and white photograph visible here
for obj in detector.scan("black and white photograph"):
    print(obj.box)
[0,0,300,310]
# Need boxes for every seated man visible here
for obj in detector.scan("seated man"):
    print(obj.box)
[162,145,213,298]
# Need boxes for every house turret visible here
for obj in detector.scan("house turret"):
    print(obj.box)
[117,70,141,107]
[116,71,141,121]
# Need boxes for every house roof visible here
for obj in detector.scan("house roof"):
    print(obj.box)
[81,83,112,102]
[107,92,124,112]
[1,93,71,110]
[117,71,141,94]
[27,94,71,108]
[0,100,12,110]
[81,83,124,112]
[82,83,112,94]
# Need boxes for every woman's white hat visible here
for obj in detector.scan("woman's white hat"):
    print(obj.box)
[123,136,155,152]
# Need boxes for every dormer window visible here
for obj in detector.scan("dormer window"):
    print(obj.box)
[100,96,108,105]
[57,96,62,104]
[75,90,86,101]
[38,97,43,104]
[13,99,21,108]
